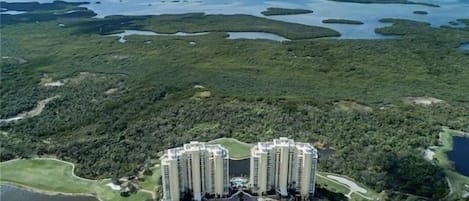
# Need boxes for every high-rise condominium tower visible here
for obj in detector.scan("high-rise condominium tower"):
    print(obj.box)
[161,141,230,201]
[250,137,318,199]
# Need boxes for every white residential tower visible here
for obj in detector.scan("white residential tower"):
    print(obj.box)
[250,137,318,199]
[161,141,230,201]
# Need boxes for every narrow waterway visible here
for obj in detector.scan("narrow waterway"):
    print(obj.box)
[226,32,289,41]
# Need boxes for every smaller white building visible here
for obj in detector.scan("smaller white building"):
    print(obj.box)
[161,141,230,201]
[250,137,318,199]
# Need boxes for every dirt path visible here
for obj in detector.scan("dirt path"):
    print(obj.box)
[140,189,156,200]
[1,56,27,64]
[446,177,453,197]
[0,96,60,123]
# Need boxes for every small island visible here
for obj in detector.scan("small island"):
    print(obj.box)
[261,7,313,16]
[449,21,459,26]
[329,0,439,7]
[322,18,364,25]
[413,10,428,15]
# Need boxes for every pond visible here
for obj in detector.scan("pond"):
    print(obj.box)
[447,136,469,177]
[0,185,99,201]
[229,158,250,177]
[226,32,289,42]
[106,30,208,43]
[318,146,335,159]
[106,30,290,43]
[460,43,469,53]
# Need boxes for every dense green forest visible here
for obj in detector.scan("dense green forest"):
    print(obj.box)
[1,2,469,200]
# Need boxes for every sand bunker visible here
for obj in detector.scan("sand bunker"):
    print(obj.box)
[423,149,435,161]
[403,97,444,105]
[105,88,118,95]
[193,91,211,99]
[43,81,64,87]
[334,101,373,113]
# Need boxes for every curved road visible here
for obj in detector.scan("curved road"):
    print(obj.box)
[317,173,375,200]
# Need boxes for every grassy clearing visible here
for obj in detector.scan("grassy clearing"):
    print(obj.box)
[0,159,152,201]
[434,128,469,200]
[209,138,253,159]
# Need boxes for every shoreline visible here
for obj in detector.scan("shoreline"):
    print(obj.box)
[435,127,467,170]
[0,182,102,201]
[0,158,155,201]
[434,127,469,199]
[229,157,250,160]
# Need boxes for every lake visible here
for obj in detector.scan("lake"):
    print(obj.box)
[106,30,208,43]
[447,136,469,177]
[0,185,98,201]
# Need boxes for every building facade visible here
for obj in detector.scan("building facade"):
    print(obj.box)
[249,137,318,199]
[161,141,230,201]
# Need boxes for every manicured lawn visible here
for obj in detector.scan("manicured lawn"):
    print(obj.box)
[209,138,252,159]
[140,165,161,191]
[0,159,152,201]
[0,159,92,193]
